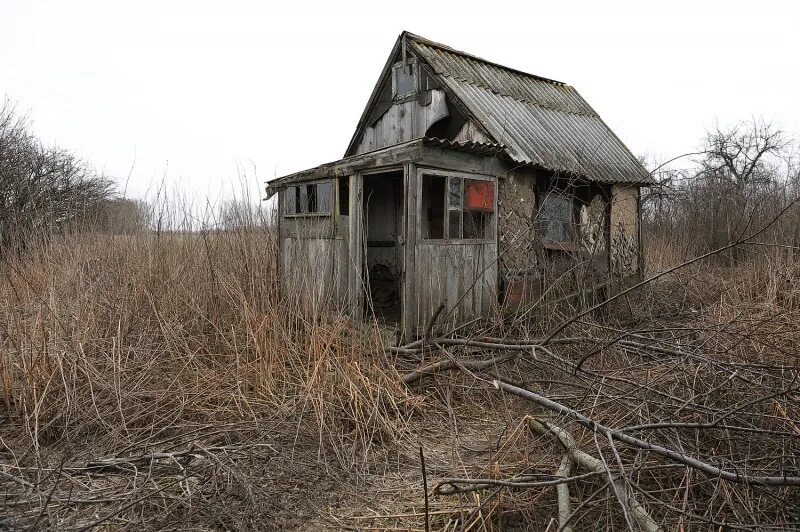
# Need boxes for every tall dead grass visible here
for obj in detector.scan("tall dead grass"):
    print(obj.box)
[0,207,418,529]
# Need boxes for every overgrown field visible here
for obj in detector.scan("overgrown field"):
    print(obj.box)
[1,216,798,531]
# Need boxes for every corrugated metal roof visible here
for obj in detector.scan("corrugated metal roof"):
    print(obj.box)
[408,35,651,185]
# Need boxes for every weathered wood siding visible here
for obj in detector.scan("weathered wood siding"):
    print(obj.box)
[410,243,498,330]
[404,164,500,332]
[498,167,538,277]
[453,120,492,144]
[354,90,449,155]
[280,237,350,312]
[279,179,354,314]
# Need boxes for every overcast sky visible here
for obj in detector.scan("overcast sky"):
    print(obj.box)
[2,0,798,203]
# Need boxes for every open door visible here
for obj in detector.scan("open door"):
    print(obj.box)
[362,171,404,325]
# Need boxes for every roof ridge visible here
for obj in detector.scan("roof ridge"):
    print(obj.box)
[431,70,600,118]
[404,31,567,87]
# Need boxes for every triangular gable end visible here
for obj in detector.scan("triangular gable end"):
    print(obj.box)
[345,31,651,185]
[344,31,497,158]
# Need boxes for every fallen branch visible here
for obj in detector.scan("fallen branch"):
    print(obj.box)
[495,380,800,487]
[433,470,602,495]
[402,353,516,384]
[424,300,447,341]
[527,417,662,532]
[390,336,582,355]
[83,444,250,472]
[555,455,575,532]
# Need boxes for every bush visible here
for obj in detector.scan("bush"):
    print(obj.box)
[0,99,114,254]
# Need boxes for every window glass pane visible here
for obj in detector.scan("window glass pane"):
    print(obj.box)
[285,186,296,214]
[464,211,489,239]
[541,193,573,242]
[394,63,417,97]
[448,210,461,239]
[448,178,462,208]
[464,179,495,212]
[422,176,445,239]
[316,181,332,213]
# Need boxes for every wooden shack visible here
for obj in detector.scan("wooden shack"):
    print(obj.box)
[265,31,651,334]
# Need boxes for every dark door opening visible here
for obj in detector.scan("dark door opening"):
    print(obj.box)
[363,171,404,324]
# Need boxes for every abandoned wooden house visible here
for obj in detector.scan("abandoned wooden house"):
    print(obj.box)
[265,31,651,333]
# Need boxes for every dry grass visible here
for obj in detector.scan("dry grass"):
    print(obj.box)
[1,206,799,530]
[0,227,419,530]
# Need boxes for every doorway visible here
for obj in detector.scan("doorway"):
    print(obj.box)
[362,171,404,324]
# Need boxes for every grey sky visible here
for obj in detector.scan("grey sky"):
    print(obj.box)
[2,0,798,203]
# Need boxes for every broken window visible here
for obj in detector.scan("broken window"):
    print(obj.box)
[338,177,349,216]
[283,181,332,216]
[423,175,495,240]
[540,192,574,242]
[393,62,417,98]
[422,175,445,239]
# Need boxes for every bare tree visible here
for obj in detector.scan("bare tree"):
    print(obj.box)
[701,119,789,191]
[0,99,114,254]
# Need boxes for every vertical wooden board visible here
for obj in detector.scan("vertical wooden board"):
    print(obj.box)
[402,164,418,334]
[445,247,459,323]
[401,101,413,144]
[413,245,426,330]
[348,174,364,317]
[435,251,448,326]
[333,238,349,310]
[468,246,478,317]
[459,249,470,322]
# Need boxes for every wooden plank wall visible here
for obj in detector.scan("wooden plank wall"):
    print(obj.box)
[279,179,354,315]
[404,163,500,333]
[281,238,349,313]
[354,90,448,155]
[411,243,498,330]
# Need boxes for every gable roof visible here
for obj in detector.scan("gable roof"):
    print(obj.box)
[347,32,651,185]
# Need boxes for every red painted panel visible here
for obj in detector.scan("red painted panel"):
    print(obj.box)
[464,180,494,211]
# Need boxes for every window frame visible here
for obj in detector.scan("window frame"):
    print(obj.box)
[537,180,611,255]
[392,59,418,100]
[538,189,576,245]
[282,179,334,218]
[419,169,496,243]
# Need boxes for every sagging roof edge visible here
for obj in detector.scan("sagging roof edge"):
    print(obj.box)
[264,137,651,199]
[265,138,506,198]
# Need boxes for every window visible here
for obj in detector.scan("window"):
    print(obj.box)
[393,62,417,98]
[422,176,445,239]
[422,175,495,240]
[283,181,332,215]
[540,192,574,242]
[338,177,349,216]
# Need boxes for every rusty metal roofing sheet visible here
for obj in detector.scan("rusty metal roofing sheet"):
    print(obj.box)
[409,37,651,185]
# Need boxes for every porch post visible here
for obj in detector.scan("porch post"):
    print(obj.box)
[348,172,364,318]
[401,163,418,335]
